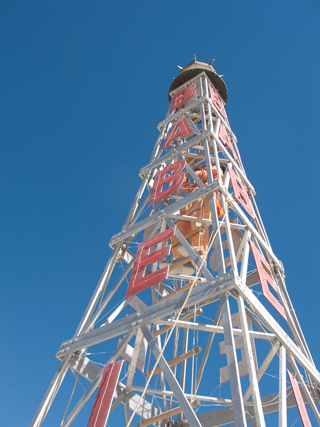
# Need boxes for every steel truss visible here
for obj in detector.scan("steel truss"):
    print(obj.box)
[30,60,320,427]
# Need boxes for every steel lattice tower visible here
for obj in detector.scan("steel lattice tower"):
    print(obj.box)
[30,59,320,427]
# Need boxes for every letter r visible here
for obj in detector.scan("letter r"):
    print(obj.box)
[171,85,196,110]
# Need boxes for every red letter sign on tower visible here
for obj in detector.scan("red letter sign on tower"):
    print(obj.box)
[171,84,196,110]
[287,370,312,427]
[87,360,123,427]
[149,160,186,206]
[209,85,227,118]
[161,118,195,151]
[125,227,175,298]
[228,164,255,219]
[249,240,287,320]
[219,124,238,161]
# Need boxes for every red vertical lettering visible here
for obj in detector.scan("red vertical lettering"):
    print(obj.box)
[209,85,227,118]
[287,370,312,427]
[87,360,123,427]
[228,165,255,219]
[219,124,238,160]
[171,84,196,110]
[249,240,287,320]
[161,118,195,151]
[149,159,186,206]
[125,227,175,298]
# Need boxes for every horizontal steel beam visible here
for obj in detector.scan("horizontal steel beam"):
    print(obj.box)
[130,386,232,405]
[170,214,246,229]
[191,390,305,427]
[109,180,219,247]
[139,128,211,176]
[56,272,236,358]
[154,319,276,340]
[157,95,207,130]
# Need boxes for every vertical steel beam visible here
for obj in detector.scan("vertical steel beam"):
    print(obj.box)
[157,335,168,413]
[124,398,132,427]
[178,326,189,422]
[151,220,168,305]
[220,293,246,427]
[204,76,238,276]
[141,326,202,427]
[237,295,266,427]
[279,345,287,427]
[180,327,189,392]
[126,328,144,392]
[170,314,180,410]
[193,304,221,395]
[199,76,225,274]
[29,356,71,427]
[240,233,250,282]
[243,341,280,403]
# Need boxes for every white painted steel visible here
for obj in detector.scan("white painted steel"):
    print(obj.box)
[236,277,320,383]
[193,305,222,395]
[279,346,287,427]
[141,326,202,427]
[154,318,276,340]
[187,390,309,427]
[220,293,246,426]
[110,180,220,247]
[31,63,319,427]
[126,328,145,392]
[237,295,266,427]
[139,129,212,177]
[131,385,232,404]
[56,274,236,358]
[60,331,135,427]
[243,341,280,403]
[29,357,71,427]
[277,268,315,363]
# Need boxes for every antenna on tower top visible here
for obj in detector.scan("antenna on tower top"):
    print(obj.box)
[169,58,228,104]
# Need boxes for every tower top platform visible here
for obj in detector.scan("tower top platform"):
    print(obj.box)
[168,58,228,104]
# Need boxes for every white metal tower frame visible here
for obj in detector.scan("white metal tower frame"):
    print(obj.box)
[30,60,320,427]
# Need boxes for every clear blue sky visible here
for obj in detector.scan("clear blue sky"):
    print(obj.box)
[1,1,319,426]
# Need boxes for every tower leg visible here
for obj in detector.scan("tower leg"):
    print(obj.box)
[279,346,287,427]
[29,356,71,427]
[220,293,246,427]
